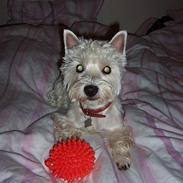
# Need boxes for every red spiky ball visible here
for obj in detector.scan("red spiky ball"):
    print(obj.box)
[45,138,95,182]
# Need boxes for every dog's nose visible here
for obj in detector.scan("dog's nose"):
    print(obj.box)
[84,85,98,97]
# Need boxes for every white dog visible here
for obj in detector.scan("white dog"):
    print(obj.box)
[48,29,134,170]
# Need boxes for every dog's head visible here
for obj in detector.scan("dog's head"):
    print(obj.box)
[61,29,127,108]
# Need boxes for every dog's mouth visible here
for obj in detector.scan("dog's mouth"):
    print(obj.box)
[80,96,112,106]
[87,96,99,101]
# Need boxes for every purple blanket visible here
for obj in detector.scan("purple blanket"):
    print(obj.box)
[0,21,183,182]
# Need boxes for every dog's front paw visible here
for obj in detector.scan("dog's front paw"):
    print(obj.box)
[114,153,131,170]
[54,123,82,141]
[112,145,132,170]
[108,127,134,170]
[51,113,82,141]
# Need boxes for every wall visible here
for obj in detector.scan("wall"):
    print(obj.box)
[0,0,9,25]
[98,0,183,32]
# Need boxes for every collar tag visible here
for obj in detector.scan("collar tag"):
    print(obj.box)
[84,118,92,128]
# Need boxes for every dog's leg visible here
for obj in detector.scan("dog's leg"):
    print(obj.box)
[108,126,134,170]
[47,77,70,109]
[51,113,82,141]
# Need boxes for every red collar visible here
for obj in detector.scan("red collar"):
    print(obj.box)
[80,102,112,118]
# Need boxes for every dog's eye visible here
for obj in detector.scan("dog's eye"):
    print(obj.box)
[102,66,111,74]
[76,64,84,73]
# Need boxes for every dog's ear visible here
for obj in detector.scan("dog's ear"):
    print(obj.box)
[109,31,127,55]
[63,29,79,54]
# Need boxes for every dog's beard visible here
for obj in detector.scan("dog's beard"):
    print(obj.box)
[67,80,115,109]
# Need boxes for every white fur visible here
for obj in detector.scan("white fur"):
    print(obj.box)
[47,30,134,170]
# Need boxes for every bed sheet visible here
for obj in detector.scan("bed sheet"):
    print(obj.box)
[0,24,124,183]
[0,24,59,182]
[122,21,183,182]
[0,22,183,183]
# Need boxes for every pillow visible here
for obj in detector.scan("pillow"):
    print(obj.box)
[7,0,55,24]
[7,0,104,26]
[135,17,158,36]
[167,8,183,22]
[54,0,104,26]
[71,21,112,39]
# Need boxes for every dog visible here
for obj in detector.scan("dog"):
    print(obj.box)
[48,29,134,170]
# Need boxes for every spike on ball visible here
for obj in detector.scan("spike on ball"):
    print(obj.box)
[45,138,95,182]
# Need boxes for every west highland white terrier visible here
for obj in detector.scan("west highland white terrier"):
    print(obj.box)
[48,29,134,170]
